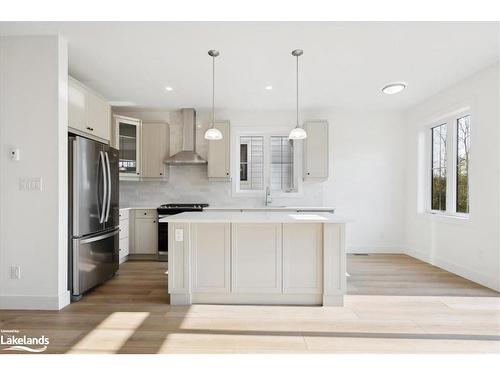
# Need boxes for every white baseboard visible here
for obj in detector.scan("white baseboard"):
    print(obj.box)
[405,247,499,292]
[0,290,70,310]
[348,246,405,254]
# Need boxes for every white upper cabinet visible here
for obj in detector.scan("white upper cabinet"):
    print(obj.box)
[68,78,87,132]
[114,115,142,179]
[68,76,111,142]
[303,120,329,180]
[207,121,230,180]
[141,122,169,179]
[87,91,111,141]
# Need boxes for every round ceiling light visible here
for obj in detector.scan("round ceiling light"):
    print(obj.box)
[165,86,173,91]
[382,82,406,95]
[265,85,273,90]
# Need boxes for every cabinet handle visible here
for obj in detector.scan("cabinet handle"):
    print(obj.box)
[136,172,140,175]
[86,126,94,131]
[160,173,162,176]
[153,220,156,223]
[307,172,310,175]
[226,172,229,176]
[144,213,147,215]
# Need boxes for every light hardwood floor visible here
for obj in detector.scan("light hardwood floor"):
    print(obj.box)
[0,255,499,354]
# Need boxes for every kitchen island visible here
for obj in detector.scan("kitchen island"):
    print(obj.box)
[161,211,348,306]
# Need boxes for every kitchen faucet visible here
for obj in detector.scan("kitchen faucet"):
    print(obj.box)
[265,186,272,206]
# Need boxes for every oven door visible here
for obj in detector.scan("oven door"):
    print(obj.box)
[158,215,168,261]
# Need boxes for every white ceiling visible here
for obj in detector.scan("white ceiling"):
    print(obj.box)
[1,22,498,111]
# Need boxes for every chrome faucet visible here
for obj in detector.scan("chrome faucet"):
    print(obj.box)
[265,186,272,206]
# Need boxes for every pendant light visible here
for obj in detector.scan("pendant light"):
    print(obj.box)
[288,49,307,140]
[204,50,223,140]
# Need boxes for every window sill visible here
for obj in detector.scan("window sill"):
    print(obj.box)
[418,212,471,225]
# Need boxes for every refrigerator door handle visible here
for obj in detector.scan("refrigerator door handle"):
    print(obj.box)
[99,151,107,224]
[104,151,112,222]
[80,228,120,244]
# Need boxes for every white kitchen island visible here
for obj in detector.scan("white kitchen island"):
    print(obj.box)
[161,211,348,306]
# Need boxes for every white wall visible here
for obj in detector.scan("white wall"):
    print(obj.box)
[0,36,69,309]
[404,63,500,291]
[118,108,406,253]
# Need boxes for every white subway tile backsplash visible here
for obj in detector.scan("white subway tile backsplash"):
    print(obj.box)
[119,164,324,208]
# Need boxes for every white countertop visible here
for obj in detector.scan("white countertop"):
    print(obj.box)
[160,211,349,224]
[120,206,335,212]
[204,206,335,212]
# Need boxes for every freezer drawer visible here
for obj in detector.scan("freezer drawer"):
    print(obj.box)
[71,229,119,299]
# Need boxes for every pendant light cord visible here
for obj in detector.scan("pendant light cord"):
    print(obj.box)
[212,54,215,129]
[296,53,299,128]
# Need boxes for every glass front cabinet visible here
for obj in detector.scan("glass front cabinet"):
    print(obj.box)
[113,115,142,179]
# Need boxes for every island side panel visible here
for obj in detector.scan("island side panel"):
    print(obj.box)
[282,223,323,294]
[323,223,346,306]
[231,223,283,294]
[168,222,192,305]
[191,223,231,293]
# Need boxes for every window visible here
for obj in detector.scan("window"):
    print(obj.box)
[456,115,470,213]
[427,111,471,216]
[431,123,447,211]
[239,136,264,191]
[236,134,298,194]
[270,136,294,192]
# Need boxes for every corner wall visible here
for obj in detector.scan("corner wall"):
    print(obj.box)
[403,63,500,291]
[0,36,69,309]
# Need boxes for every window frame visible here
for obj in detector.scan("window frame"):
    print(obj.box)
[426,109,471,218]
[232,129,303,198]
[455,114,471,214]
[430,122,448,212]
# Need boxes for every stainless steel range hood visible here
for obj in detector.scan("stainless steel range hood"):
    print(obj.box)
[164,108,207,165]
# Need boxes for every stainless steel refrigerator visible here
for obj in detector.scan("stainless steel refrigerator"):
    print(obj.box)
[68,135,119,301]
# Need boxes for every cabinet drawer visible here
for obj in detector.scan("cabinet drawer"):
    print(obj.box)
[119,237,129,257]
[135,209,157,219]
[119,219,129,239]
[119,209,129,220]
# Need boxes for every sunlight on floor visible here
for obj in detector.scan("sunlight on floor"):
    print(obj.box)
[68,312,150,354]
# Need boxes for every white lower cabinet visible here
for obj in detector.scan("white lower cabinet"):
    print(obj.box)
[134,216,158,254]
[283,223,323,294]
[231,223,282,293]
[191,223,230,293]
[119,209,130,264]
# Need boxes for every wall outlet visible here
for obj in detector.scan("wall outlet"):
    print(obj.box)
[10,148,20,161]
[19,177,42,191]
[175,229,184,242]
[10,266,21,280]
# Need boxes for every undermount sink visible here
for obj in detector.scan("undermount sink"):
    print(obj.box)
[289,214,329,221]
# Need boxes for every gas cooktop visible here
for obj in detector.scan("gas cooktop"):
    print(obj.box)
[157,203,209,215]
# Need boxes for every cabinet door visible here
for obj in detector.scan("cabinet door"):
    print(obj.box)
[119,237,129,259]
[303,121,329,180]
[207,122,230,179]
[283,223,323,294]
[68,78,87,133]
[142,122,168,178]
[134,218,158,254]
[116,117,142,177]
[87,91,111,141]
[232,223,282,293]
[191,223,230,293]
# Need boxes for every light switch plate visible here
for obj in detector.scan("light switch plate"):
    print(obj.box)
[19,177,42,191]
[10,266,20,280]
[175,229,184,242]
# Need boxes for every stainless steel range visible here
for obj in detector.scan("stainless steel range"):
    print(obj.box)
[157,203,209,261]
